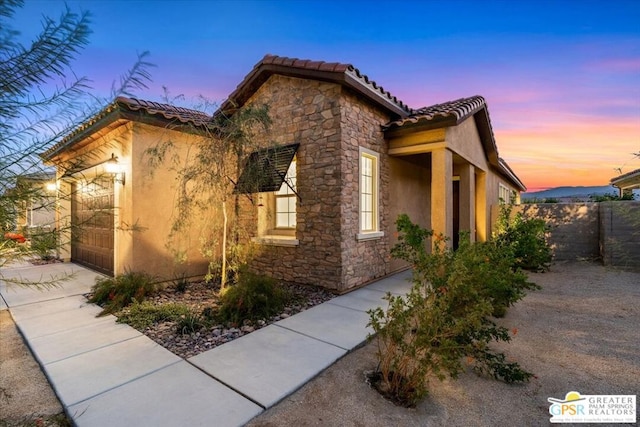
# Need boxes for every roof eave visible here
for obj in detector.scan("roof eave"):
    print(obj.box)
[610,168,640,187]
[40,106,124,161]
[218,62,410,119]
[499,158,527,192]
[41,100,210,162]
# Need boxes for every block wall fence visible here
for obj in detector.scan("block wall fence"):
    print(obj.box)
[491,202,640,270]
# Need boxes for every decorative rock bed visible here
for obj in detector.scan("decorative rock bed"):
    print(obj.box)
[117,281,336,359]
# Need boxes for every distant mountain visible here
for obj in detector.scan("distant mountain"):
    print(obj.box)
[522,185,619,200]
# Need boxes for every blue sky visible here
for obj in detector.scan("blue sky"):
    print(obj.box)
[13,0,640,190]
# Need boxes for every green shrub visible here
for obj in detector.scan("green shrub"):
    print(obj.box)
[455,235,539,317]
[29,227,57,260]
[494,203,552,271]
[173,273,189,293]
[590,192,635,202]
[217,269,290,324]
[367,214,534,407]
[88,271,159,316]
[117,301,191,329]
[176,311,207,335]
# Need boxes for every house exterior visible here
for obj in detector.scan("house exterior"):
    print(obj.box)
[42,55,525,292]
[41,99,212,277]
[611,168,640,198]
[6,172,57,231]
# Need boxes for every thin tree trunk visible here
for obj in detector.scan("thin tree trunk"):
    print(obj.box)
[221,200,228,292]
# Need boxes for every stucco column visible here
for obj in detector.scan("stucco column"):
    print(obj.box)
[459,163,475,242]
[431,148,453,247]
[475,171,487,242]
[56,177,72,261]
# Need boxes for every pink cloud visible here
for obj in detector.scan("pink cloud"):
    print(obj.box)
[497,117,640,188]
[586,57,640,73]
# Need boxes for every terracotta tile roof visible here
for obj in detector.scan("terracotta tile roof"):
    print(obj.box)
[610,167,640,186]
[384,95,486,129]
[119,97,211,125]
[383,95,526,191]
[220,54,412,117]
[41,97,210,160]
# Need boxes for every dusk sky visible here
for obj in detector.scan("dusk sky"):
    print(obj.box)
[14,0,640,191]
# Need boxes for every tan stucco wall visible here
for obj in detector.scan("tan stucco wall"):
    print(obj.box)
[445,119,489,171]
[385,116,522,244]
[126,123,210,279]
[388,155,431,271]
[51,121,210,279]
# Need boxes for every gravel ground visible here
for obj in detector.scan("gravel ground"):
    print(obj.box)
[2,262,638,426]
[247,261,640,426]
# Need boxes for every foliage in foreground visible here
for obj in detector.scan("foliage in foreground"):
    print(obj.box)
[217,269,290,324]
[28,228,58,260]
[494,202,552,271]
[88,272,159,316]
[367,214,536,407]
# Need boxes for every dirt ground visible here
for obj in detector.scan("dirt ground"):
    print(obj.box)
[2,262,638,426]
[247,262,640,426]
[0,310,67,426]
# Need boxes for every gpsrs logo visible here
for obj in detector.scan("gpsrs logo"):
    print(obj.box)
[548,391,636,423]
[548,391,586,417]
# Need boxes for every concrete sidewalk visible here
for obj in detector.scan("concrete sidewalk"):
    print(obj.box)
[1,263,412,427]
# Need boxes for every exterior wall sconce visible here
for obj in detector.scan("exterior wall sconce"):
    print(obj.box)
[105,153,126,185]
[45,182,57,192]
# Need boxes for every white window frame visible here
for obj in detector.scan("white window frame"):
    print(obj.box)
[358,147,384,241]
[499,183,512,205]
[274,158,296,229]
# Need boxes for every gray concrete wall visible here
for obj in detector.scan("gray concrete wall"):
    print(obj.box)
[599,202,640,269]
[492,202,640,269]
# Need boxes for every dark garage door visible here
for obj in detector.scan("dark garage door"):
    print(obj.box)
[72,178,114,275]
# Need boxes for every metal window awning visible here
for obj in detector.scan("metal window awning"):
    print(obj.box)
[234,143,299,194]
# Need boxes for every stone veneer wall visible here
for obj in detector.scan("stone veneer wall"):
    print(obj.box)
[244,75,347,291]
[240,75,396,292]
[339,89,392,289]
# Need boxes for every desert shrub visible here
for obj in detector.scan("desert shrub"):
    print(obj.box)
[494,203,552,271]
[455,235,539,317]
[522,197,559,204]
[117,301,191,329]
[29,227,57,260]
[217,269,290,324]
[88,271,159,315]
[367,214,534,407]
[201,306,217,322]
[173,273,189,293]
[176,311,207,335]
[590,192,635,202]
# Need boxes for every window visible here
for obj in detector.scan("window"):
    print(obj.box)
[235,143,299,194]
[275,159,296,228]
[499,183,512,204]
[358,148,383,240]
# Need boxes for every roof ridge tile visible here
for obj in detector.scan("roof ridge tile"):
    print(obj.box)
[235,54,411,114]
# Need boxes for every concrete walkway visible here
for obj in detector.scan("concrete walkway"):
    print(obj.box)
[0,263,412,427]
